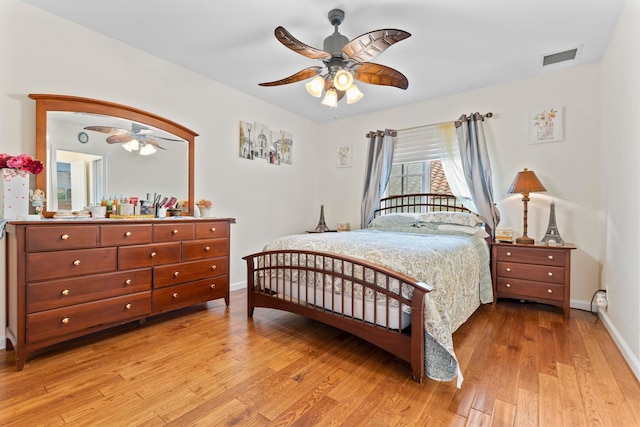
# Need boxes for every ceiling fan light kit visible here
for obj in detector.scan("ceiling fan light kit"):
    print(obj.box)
[259,9,411,108]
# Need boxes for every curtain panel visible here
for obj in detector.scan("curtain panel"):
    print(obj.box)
[360,130,396,228]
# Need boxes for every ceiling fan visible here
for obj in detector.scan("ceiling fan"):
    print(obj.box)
[258,9,411,107]
[84,123,182,155]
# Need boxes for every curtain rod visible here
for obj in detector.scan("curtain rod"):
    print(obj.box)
[396,112,493,133]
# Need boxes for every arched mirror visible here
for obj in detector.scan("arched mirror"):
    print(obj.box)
[30,94,196,217]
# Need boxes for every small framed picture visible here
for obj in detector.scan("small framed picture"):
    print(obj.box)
[529,107,563,144]
[495,228,513,243]
[336,144,352,168]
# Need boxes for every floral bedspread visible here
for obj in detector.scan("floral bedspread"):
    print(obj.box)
[263,228,492,385]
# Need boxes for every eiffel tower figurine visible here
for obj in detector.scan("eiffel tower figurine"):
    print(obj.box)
[314,205,330,232]
[541,200,564,246]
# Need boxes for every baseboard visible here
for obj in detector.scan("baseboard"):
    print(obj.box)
[230,280,247,292]
[0,335,4,351]
[570,298,593,312]
[597,307,640,381]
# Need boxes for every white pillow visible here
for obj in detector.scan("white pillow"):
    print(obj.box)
[418,211,482,227]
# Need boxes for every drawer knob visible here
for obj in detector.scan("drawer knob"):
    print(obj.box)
[172,292,178,299]
[125,303,132,310]
[125,231,132,237]
[61,289,70,296]
[547,289,553,294]
[506,251,511,257]
[61,234,70,240]
[125,279,132,285]
[173,271,180,277]
[211,265,217,271]
[548,272,553,277]
[61,317,70,324]
[205,246,211,252]
[505,283,511,288]
[73,259,81,266]
[150,252,157,258]
[548,255,554,260]
[210,227,216,232]
[172,229,179,235]
[210,284,216,289]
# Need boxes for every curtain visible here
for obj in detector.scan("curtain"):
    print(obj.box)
[437,122,475,210]
[360,129,396,228]
[454,113,501,236]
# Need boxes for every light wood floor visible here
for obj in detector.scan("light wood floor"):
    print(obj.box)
[1,290,638,426]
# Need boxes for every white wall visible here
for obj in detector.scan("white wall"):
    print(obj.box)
[0,0,324,347]
[600,0,640,377]
[320,65,602,308]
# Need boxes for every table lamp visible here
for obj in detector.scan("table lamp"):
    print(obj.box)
[508,168,546,244]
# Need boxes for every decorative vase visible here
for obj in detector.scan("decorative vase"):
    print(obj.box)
[199,207,211,218]
[1,168,29,220]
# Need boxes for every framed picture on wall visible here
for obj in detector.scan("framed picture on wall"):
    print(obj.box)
[336,144,352,167]
[529,107,564,144]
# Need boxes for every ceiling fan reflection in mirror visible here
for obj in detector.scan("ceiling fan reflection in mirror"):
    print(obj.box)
[259,9,411,108]
[84,123,183,155]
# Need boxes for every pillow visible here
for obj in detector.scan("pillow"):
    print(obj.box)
[417,211,482,227]
[437,224,489,238]
[369,213,419,228]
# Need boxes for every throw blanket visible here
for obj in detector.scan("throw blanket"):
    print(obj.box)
[263,229,492,386]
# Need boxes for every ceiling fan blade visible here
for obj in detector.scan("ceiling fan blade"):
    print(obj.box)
[275,26,332,60]
[259,66,323,87]
[355,63,409,90]
[143,137,166,150]
[84,125,131,136]
[105,135,134,144]
[342,29,411,63]
[154,135,184,142]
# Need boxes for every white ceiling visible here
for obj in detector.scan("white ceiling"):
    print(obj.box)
[21,0,626,123]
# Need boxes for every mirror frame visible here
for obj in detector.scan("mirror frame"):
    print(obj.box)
[30,94,196,217]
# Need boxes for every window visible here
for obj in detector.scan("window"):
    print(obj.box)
[388,160,452,196]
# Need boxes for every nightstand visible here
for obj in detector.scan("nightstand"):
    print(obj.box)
[491,242,576,317]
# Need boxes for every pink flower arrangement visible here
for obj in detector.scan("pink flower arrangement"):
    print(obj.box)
[0,153,44,175]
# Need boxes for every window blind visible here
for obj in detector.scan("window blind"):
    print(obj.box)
[394,125,444,164]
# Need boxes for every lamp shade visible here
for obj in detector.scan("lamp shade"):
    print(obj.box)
[346,84,363,104]
[321,89,338,107]
[333,69,353,91]
[508,168,546,194]
[305,76,324,98]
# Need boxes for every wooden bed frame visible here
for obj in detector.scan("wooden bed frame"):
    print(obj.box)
[244,194,475,384]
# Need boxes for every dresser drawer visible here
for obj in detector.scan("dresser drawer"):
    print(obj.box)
[153,276,228,312]
[27,269,152,313]
[26,248,117,282]
[118,242,181,269]
[195,221,229,239]
[100,224,152,246]
[153,223,195,242]
[496,277,564,302]
[495,245,566,267]
[154,257,229,288]
[26,225,98,252]
[182,239,228,261]
[496,261,565,284]
[26,291,152,344]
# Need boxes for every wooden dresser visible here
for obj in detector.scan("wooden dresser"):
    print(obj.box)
[5,217,235,370]
[491,242,576,317]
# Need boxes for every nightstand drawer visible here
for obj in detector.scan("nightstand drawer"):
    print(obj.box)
[495,245,566,267]
[496,277,564,302]
[496,261,565,284]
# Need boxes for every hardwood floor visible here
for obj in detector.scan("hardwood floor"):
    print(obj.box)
[1,290,638,426]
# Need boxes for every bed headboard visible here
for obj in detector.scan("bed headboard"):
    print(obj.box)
[373,193,469,218]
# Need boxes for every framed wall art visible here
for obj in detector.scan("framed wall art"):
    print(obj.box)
[529,107,563,144]
[336,144,352,168]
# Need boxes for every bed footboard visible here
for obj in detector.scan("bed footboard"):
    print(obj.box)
[243,250,432,383]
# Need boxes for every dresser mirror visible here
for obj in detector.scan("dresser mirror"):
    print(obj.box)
[30,94,196,216]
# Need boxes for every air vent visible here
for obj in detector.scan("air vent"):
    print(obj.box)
[542,48,580,66]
